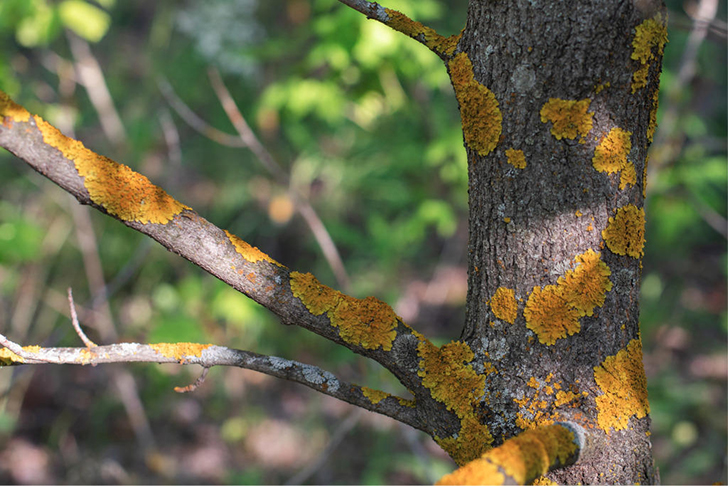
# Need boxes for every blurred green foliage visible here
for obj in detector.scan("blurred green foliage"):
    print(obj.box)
[0,0,725,484]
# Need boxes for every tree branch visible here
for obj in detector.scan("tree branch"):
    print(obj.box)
[436,423,583,485]
[336,0,462,59]
[0,336,422,431]
[0,90,426,398]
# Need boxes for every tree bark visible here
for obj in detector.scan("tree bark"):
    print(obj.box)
[456,0,664,483]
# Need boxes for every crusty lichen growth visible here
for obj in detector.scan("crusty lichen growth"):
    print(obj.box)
[418,340,492,465]
[437,424,577,485]
[225,230,282,267]
[524,250,612,345]
[631,14,668,93]
[592,127,636,190]
[361,386,390,405]
[594,338,650,433]
[0,90,30,122]
[448,52,502,156]
[0,345,42,365]
[34,116,189,224]
[557,249,613,317]
[490,287,518,324]
[505,148,527,169]
[602,204,646,258]
[289,272,398,351]
[150,343,212,362]
[647,88,660,143]
[539,98,594,141]
[384,8,461,56]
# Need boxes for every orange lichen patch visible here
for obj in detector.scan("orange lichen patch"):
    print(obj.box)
[647,88,660,143]
[602,205,646,258]
[448,52,502,156]
[33,116,189,224]
[592,127,636,190]
[361,386,390,404]
[225,230,282,267]
[0,90,30,122]
[594,339,650,433]
[438,424,576,486]
[331,295,398,351]
[554,390,579,407]
[150,343,212,362]
[418,340,485,417]
[594,81,611,94]
[489,287,518,324]
[289,271,340,315]
[78,348,96,365]
[642,155,650,198]
[398,397,416,408]
[505,148,527,169]
[525,250,613,345]
[558,250,613,317]
[524,285,579,345]
[419,340,492,464]
[436,414,494,467]
[539,98,594,141]
[289,272,398,351]
[532,476,558,485]
[383,9,461,56]
[483,361,497,376]
[0,345,43,365]
[631,14,668,93]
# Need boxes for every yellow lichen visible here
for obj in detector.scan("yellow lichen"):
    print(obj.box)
[0,90,30,122]
[524,250,612,345]
[361,386,390,404]
[602,205,646,258]
[631,14,668,93]
[34,116,189,224]
[532,476,558,485]
[506,148,527,169]
[331,295,398,351]
[558,250,613,317]
[592,127,636,190]
[647,88,660,143]
[225,230,282,267]
[0,345,43,365]
[539,98,594,141]
[490,287,518,324]
[594,339,650,433]
[150,343,212,361]
[524,285,579,346]
[437,424,576,485]
[289,272,398,351]
[448,52,502,156]
[643,155,650,199]
[384,9,461,56]
[419,340,492,464]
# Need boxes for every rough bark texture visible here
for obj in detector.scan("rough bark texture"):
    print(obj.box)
[457,0,663,483]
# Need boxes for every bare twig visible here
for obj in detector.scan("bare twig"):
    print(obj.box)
[67,288,97,348]
[207,67,352,290]
[174,367,210,393]
[336,0,461,59]
[66,32,127,148]
[285,408,364,485]
[156,76,247,148]
[0,340,423,432]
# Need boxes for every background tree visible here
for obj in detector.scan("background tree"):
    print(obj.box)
[0,0,725,484]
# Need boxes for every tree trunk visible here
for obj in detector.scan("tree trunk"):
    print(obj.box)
[455,0,664,483]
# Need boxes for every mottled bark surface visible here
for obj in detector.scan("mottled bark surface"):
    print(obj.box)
[459,1,662,483]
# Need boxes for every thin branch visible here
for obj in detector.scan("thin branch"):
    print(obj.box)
[174,367,210,393]
[66,31,127,148]
[207,67,352,290]
[0,340,423,431]
[336,0,462,59]
[156,76,247,148]
[67,288,97,348]
[437,423,584,485]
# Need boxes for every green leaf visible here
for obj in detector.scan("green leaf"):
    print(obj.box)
[58,0,110,43]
